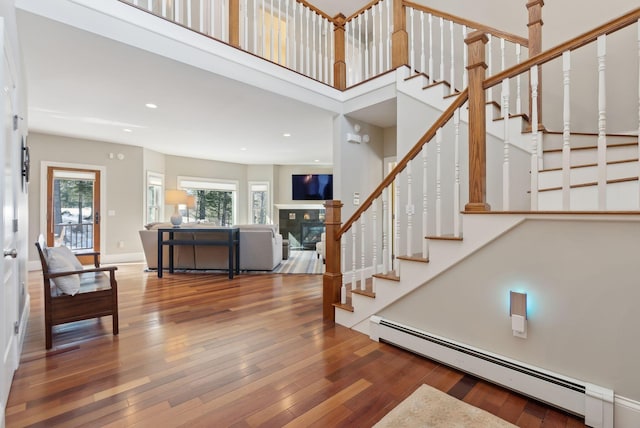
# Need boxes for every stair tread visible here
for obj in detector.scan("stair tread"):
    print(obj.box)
[333,302,354,312]
[397,254,429,263]
[426,234,463,241]
[373,272,400,282]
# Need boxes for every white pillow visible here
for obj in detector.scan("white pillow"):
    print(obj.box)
[46,247,81,296]
[52,246,84,271]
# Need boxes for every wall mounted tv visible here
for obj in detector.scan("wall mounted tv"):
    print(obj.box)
[292,174,333,200]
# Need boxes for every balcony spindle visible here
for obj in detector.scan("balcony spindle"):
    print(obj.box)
[530,64,539,210]
[435,128,442,235]
[439,17,444,81]
[305,8,310,75]
[212,0,217,38]
[365,9,370,79]
[276,0,281,64]
[406,162,413,257]
[360,216,366,291]
[284,0,289,66]
[449,20,454,94]
[428,13,433,83]
[462,25,468,88]
[372,197,378,284]
[162,0,167,18]
[422,146,429,259]
[221,0,226,42]
[147,0,152,11]
[419,11,425,74]
[597,35,607,210]
[254,0,259,54]
[378,2,383,74]
[351,226,357,291]
[174,0,181,24]
[516,44,522,114]
[562,51,571,210]
[487,34,493,101]
[269,0,274,61]
[502,77,510,210]
[386,0,391,70]
[312,12,317,79]
[358,15,362,81]
[409,8,415,73]
[372,6,377,77]
[186,0,192,28]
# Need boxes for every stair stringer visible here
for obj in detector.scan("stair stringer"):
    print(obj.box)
[336,214,527,335]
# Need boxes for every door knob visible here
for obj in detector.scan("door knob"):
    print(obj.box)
[4,248,17,258]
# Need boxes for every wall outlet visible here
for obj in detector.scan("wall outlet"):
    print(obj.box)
[117,241,125,248]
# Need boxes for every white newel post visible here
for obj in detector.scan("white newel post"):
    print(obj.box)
[530,65,539,210]
[562,51,572,210]
[502,77,510,210]
[597,35,607,210]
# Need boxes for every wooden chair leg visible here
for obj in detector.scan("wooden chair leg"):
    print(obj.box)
[46,322,53,350]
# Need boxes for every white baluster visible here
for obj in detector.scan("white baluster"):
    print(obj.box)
[597,35,607,210]
[348,20,354,86]
[487,34,493,101]
[435,128,442,236]
[276,0,281,64]
[174,0,180,22]
[386,0,391,70]
[422,146,429,259]
[284,0,289,67]
[260,0,265,56]
[360,216,366,291]
[222,0,227,42]
[186,0,192,28]
[312,12,317,79]
[530,65,539,210]
[269,0,274,61]
[358,14,362,82]
[372,197,378,283]
[212,0,217,38]
[329,17,334,85]
[364,10,369,79]
[306,8,310,76]
[420,11,425,74]
[378,2,383,74]
[341,235,346,304]
[293,1,298,71]
[133,0,138,7]
[162,0,167,18]
[351,225,357,291]
[253,0,259,54]
[502,77,511,210]
[453,109,461,237]
[449,20,454,94]
[462,25,468,88]
[394,175,400,275]
[371,6,377,77]
[382,187,389,274]
[147,0,152,11]
[516,44,522,114]
[409,8,415,74]
[200,0,204,33]
[406,161,413,257]
[428,13,433,84]
[562,51,571,210]
[317,15,322,81]
[500,38,505,72]
[439,17,444,82]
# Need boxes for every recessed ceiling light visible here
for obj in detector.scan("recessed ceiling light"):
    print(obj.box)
[123,128,133,133]
[283,133,291,137]
[145,103,158,109]
[240,147,247,151]
[314,159,320,163]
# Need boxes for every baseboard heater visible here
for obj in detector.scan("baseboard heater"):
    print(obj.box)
[370,316,613,428]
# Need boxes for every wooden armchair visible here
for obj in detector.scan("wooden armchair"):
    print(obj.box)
[35,238,119,349]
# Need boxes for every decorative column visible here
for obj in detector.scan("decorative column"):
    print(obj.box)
[228,0,240,47]
[323,200,343,321]
[527,0,544,128]
[333,14,347,90]
[391,0,408,68]
[464,31,490,212]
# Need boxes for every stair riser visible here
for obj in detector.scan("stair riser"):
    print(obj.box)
[543,133,636,151]
[543,145,638,169]
[538,180,639,210]
[538,160,639,190]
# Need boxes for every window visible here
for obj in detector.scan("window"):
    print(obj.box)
[249,181,270,224]
[178,176,238,226]
[146,172,164,225]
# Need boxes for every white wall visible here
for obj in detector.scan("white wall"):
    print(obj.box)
[379,218,640,401]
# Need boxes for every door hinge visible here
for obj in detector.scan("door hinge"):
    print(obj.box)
[14,321,19,335]
[13,218,18,233]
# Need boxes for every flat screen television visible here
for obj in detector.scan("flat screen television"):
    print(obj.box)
[292,174,333,200]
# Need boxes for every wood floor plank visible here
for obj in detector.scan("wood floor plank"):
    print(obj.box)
[5,264,587,428]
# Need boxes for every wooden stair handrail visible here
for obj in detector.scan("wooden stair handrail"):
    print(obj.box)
[338,88,469,237]
[485,7,640,90]
[403,1,529,47]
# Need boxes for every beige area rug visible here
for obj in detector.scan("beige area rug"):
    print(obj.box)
[272,249,324,274]
[374,384,517,428]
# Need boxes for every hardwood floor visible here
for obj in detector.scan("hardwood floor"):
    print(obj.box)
[6,264,586,427]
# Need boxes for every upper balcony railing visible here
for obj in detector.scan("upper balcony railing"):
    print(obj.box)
[118,0,532,93]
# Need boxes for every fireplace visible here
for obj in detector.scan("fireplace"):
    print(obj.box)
[301,222,324,250]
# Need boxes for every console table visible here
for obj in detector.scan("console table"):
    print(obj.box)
[157,227,240,279]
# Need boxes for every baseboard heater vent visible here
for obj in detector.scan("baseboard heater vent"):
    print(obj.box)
[370,316,614,428]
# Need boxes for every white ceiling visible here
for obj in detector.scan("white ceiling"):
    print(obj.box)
[17,5,363,166]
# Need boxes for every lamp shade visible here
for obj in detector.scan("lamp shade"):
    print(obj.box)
[165,189,188,205]
[186,195,196,209]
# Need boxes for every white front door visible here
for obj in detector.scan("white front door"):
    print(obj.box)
[0,18,20,425]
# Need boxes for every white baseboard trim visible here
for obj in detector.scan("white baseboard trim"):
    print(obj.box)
[28,252,145,271]
[17,293,30,356]
[614,395,640,427]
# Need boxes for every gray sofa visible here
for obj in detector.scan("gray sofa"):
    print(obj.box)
[139,223,283,271]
